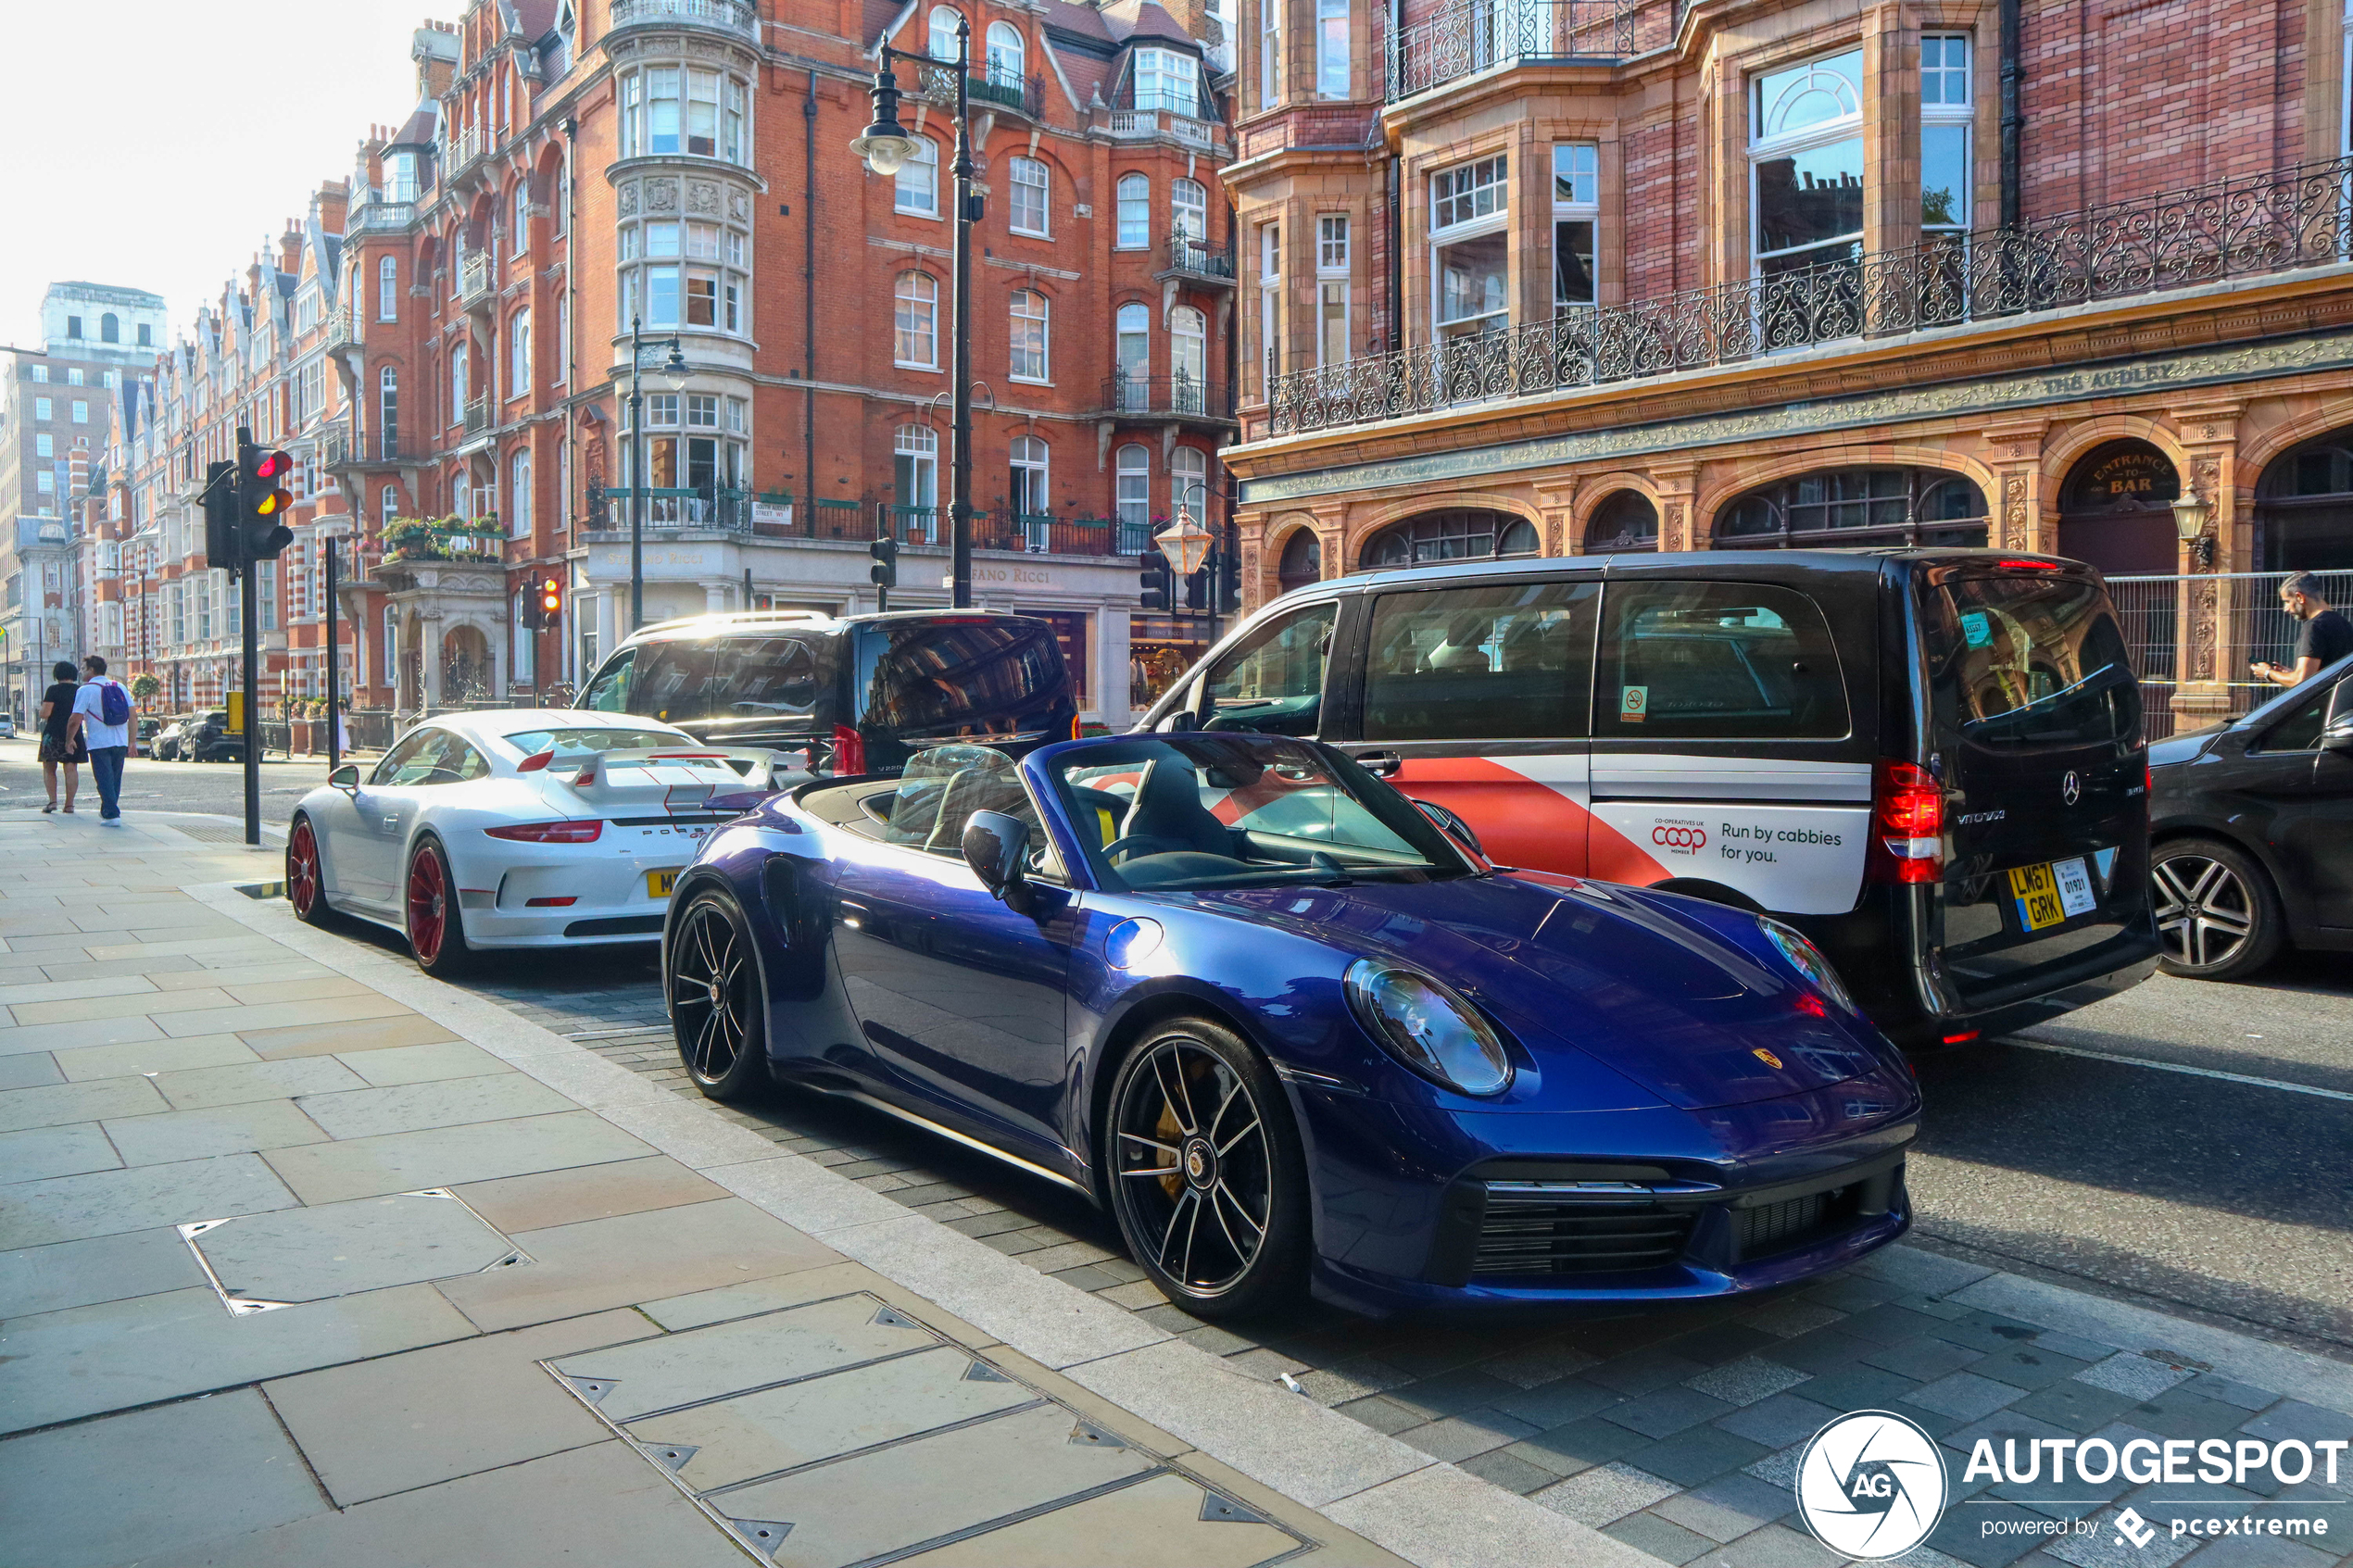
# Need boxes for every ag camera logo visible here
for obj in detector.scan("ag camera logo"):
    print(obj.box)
[1796,1411,1949,1560]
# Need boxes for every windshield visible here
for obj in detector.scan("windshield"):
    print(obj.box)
[503,725,694,759]
[1927,575,2140,748]
[1048,734,1471,892]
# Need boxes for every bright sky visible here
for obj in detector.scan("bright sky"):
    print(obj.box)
[0,1,434,351]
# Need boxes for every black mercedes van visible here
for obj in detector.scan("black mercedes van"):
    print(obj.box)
[1138,548,2160,1048]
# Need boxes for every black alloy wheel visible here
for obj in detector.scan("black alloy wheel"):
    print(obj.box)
[1104,1017,1307,1320]
[671,890,769,1101]
[2150,837,2284,982]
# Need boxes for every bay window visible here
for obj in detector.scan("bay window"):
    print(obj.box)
[1553,144,1598,314]
[1133,47,1201,115]
[1316,216,1349,365]
[1431,154,1509,341]
[618,215,751,338]
[1921,35,1971,242]
[1750,49,1865,280]
[619,63,749,164]
[1315,0,1348,97]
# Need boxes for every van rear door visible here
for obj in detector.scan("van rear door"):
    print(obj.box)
[1919,565,2153,1010]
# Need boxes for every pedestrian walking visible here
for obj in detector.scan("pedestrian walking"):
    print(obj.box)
[67,655,133,828]
[37,660,87,814]
[2251,571,2353,688]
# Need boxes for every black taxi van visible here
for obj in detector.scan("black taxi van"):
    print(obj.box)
[578,608,1077,775]
[1138,548,2160,1048]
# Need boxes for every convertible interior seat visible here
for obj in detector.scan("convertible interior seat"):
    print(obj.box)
[1118,762,1240,859]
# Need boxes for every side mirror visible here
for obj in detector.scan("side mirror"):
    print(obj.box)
[1157,709,1199,734]
[2323,717,2353,754]
[330,764,361,789]
[962,809,1035,911]
[1412,797,1486,858]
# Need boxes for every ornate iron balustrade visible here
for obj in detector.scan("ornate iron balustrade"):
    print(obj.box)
[975,511,1156,557]
[608,0,760,39]
[462,396,491,438]
[1269,156,2353,437]
[458,250,496,308]
[1387,0,1641,100]
[1102,372,1236,420]
[1165,236,1237,282]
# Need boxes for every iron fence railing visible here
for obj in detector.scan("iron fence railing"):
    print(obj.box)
[1387,0,1641,99]
[1270,155,2353,437]
[321,428,403,466]
[1165,235,1236,281]
[2108,569,2353,739]
[1104,372,1235,420]
[974,511,1157,556]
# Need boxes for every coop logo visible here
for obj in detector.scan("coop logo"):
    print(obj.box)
[1653,822,1708,854]
[1795,1411,1949,1561]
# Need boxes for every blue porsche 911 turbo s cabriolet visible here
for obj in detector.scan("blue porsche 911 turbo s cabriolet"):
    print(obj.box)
[661,733,1919,1320]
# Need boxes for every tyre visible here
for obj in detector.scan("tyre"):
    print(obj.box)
[286,815,334,925]
[669,889,769,1101]
[2151,837,2284,981]
[402,836,476,977]
[1102,1015,1310,1321]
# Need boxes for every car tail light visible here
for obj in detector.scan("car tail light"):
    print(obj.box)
[484,820,604,843]
[518,750,554,772]
[1943,1030,1980,1044]
[525,896,578,907]
[1868,760,1944,884]
[832,724,865,775]
[1996,558,2063,571]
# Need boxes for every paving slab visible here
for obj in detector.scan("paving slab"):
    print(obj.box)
[0,1149,297,1248]
[100,1098,329,1165]
[0,1050,62,1090]
[151,1052,370,1110]
[0,1073,168,1134]
[260,1109,656,1204]
[51,1030,260,1081]
[265,1308,646,1505]
[902,1469,1309,1568]
[158,990,414,1037]
[0,972,161,1006]
[296,1071,572,1139]
[242,1011,465,1058]
[0,1282,478,1434]
[0,1386,330,1568]
[0,1224,208,1319]
[452,1153,728,1234]
[547,1292,936,1422]
[339,1037,513,1087]
[190,1188,524,1305]
[172,1438,750,1568]
[0,1121,120,1183]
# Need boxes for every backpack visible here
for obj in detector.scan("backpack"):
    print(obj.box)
[98,680,131,729]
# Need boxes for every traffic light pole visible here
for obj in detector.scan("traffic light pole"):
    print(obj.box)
[240,560,260,847]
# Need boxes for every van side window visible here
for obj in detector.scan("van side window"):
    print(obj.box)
[632,641,717,724]
[2256,681,2338,752]
[708,637,822,719]
[1201,601,1337,736]
[1595,582,1847,739]
[1364,581,1597,741]
[582,648,635,711]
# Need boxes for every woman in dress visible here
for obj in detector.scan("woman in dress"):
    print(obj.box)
[38,660,87,813]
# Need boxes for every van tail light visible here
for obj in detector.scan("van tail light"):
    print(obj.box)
[831,724,866,775]
[484,820,604,844]
[1868,760,1944,884]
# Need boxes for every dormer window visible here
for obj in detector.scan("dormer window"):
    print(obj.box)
[1132,47,1201,116]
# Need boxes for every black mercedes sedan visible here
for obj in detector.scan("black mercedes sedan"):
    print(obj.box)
[2147,653,2353,979]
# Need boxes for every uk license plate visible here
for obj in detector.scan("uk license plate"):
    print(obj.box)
[647,869,681,898]
[2007,857,2096,931]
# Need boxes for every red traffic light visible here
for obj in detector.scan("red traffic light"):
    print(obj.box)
[536,577,561,613]
[253,450,293,482]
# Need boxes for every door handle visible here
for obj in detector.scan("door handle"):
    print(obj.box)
[1354,751,1402,778]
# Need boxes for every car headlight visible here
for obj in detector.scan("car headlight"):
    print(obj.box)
[1759,920,1858,1015]
[1343,959,1514,1097]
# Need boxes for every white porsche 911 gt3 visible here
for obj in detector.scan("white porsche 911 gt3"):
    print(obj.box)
[285,709,773,975]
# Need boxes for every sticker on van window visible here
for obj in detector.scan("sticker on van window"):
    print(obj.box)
[1960,610,1993,648]
[1619,686,1648,723]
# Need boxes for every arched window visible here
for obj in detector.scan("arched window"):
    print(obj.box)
[2054,440,2180,576]
[101,313,120,344]
[378,365,399,458]
[1171,306,1207,411]
[894,424,939,539]
[1010,434,1049,518]
[510,309,531,395]
[895,272,938,367]
[510,448,532,538]
[1362,510,1538,568]
[378,255,398,321]
[986,21,1025,85]
[1115,443,1151,526]
[1009,290,1048,382]
[2256,431,2353,570]
[451,345,469,419]
[1171,445,1207,517]
[1114,301,1150,408]
[380,483,400,528]
[1171,178,1207,245]
[1009,156,1050,235]
[1586,490,1658,552]
[1116,173,1151,249]
[929,6,963,63]
[1717,468,1987,550]
[895,135,938,216]
[1277,528,1323,593]
[512,183,530,255]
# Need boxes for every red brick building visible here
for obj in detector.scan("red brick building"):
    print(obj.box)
[1224,0,2353,727]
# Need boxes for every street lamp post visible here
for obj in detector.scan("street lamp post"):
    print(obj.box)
[625,315,688,633]
[852,21,977,608]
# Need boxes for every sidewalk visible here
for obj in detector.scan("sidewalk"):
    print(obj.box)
[2,814,2350,1568]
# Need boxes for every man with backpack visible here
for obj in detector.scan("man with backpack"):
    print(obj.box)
[67,655,134,827]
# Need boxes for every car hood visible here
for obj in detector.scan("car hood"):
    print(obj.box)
[1189,874,1894,1111]
[2149,729,2225,768]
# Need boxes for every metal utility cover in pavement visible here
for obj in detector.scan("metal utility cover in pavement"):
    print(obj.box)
[180,1189,526,1313]
[546,1293,1314,1568]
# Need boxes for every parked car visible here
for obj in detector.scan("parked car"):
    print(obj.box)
[135,716,162,757]
[577,608,1078,776]
[150,715,191,759]
[0,713,14,739]
[1137,548,2160,1051]
[2146,652,2353,979]
[661,731,1919,1319]
[285,709,771,976]
[184,709,242,762]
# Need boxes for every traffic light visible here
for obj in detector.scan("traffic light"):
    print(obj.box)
[868,534,899,588]
[234,432,296,566]
[1215,543,1242,614]
[520,573,562,631]
[1139,548,1172,612]
[201,460,236,570]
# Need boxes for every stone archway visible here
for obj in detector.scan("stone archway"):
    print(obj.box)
[2055,439,2182,575]
[441,623,495,705]
[1357,509,1541,570]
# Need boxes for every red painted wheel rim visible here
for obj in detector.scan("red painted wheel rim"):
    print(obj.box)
[407,847,447,962]
[288,822,320,916]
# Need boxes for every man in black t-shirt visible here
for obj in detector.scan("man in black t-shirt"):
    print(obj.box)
[2251,572,2353,689]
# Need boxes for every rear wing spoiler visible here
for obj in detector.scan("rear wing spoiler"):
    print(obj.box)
[520,746,780,789]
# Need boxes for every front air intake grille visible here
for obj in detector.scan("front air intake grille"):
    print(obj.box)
[1471,1186,1695,1278]
[1735,1182,1862,1260]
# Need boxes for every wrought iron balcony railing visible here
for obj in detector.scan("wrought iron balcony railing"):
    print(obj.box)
[946,67,1045,119]
[459,250,496,308]
[322,428,406,467]
[1103,372,1236,420]
[1164,236,1237,282]
[1387,0,1642,100]
[975,511,1157,557]
[462,396,491,438]
[1268,155,2353,438]
[607,0,759,40]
